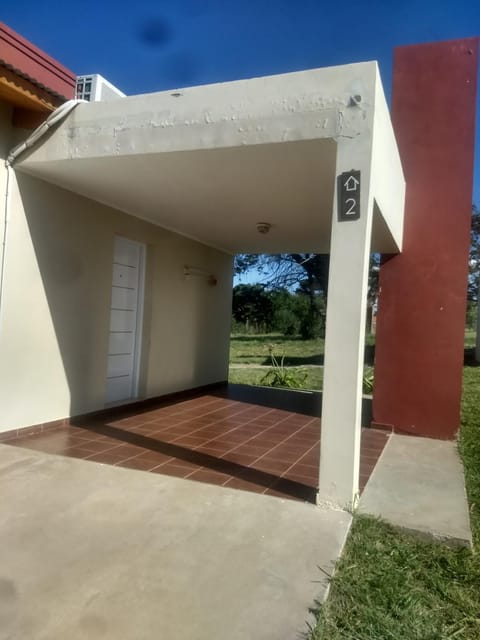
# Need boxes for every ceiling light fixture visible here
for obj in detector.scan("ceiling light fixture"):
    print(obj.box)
[256,222,272,234]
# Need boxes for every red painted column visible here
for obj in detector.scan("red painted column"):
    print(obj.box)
[373,38,478,439]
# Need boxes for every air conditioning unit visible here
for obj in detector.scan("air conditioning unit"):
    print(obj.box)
[75,74,125,102]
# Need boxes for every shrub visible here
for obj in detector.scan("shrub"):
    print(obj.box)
[274,308,300,336]
[363,366,374,394]
[260,348,307,389]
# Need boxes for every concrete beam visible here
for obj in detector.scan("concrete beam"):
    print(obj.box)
[14,63,403,256]
[19,63,375,162]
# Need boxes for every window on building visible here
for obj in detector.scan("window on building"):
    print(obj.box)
[75,77,93,101]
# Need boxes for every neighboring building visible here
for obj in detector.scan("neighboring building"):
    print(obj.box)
[75,74,125,102]
[0,21,75,127]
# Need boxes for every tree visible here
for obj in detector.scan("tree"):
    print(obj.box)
[234,253,380,337]
[235,254,329,296]
[469,205,480,363]
[468,205,480,301]
[231,284,274,332]
[234,207,479,340]
[234,254,329,338]
[270,289,300,336]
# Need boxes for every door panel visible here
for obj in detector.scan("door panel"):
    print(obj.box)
[114,236,140,267]
[108,331,135,355]
[107,353,134,378]
[109,309,136,332]
[106,376,133,404]
[106,237,144,404]
[112,263,138,289]
[111,286,136,310]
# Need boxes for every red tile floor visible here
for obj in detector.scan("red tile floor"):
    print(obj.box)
[2,385,389,503]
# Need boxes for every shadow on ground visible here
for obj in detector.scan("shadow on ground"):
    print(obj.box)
[464,348,479,366]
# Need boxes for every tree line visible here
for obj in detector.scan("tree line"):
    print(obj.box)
[234,206,480,337]
[231,284,326,338]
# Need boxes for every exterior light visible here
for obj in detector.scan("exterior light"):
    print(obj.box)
[256,222,271,234]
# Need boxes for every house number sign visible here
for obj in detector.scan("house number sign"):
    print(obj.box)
[337,170,361,221]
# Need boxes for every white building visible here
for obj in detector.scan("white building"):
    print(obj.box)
[75,74,125,102]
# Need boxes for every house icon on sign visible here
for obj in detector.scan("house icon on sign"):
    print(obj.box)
[344,175,360,191]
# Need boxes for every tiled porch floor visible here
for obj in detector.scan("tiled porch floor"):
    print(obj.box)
[3,385,389,502]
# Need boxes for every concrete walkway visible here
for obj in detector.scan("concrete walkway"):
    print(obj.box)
[360,433,472,547]
[0,444,351,640]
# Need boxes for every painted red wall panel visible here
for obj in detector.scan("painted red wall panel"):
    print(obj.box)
[0,22,75,99]
[373,38,478,439]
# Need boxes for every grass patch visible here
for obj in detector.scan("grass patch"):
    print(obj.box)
[229,334,324,365]
[459,367,480,545]
[228,333,376,392]
[310,516,480,640]
[464,330,476,348]
[228,366,323,390]
[229,333,376,369]
[310,364,480,640]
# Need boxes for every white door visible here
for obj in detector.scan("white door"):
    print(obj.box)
[105,236,145,404]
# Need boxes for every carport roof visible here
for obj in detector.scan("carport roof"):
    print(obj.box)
[16,62,404,254]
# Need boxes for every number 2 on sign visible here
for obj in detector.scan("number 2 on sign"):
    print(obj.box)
[345,198,356,215]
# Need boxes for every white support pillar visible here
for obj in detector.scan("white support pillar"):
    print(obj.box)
[318,137,374,509]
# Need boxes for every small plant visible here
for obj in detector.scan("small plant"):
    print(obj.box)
[261,346,307,389]
[363,366,374,394]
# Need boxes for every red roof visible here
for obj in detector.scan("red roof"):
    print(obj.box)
[0,22,76,99]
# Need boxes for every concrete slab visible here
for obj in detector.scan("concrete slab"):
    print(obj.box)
[0,444,351,640]
[359,434,472,547]
[18,63,404,255]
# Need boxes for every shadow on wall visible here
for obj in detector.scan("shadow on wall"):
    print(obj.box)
[16,172,233,425]
[18,173,111,418]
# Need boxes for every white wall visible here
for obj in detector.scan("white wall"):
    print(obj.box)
[0,160,233,431]
[0,103,13,304]
[371,65,405,251]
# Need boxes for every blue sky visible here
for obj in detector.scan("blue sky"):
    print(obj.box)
[3,0,480,204]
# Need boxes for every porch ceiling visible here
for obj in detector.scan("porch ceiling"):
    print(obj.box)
[18,139,339,253]
[16,63,403,254]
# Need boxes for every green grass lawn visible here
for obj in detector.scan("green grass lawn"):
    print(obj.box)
[310,514,480,639]
[309,365,480,640]
[459,367,480,544]
[229,333,325,389]
[229,333,373,390]
[229,365,324,390]
[229,332,377,365]
[229,331,476,392]
[465,329,476,348]
[229,333,325,366]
